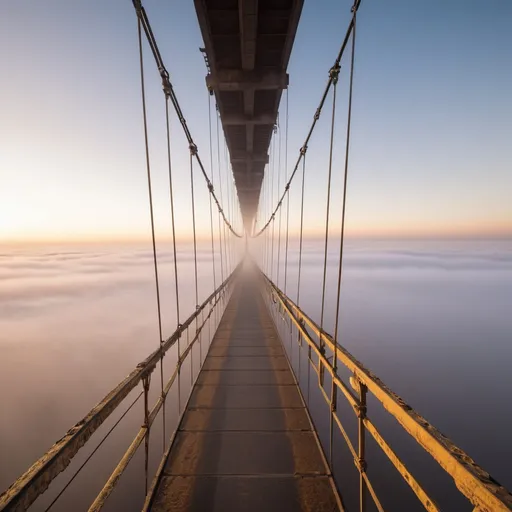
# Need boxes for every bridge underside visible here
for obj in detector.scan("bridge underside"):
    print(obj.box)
[194,0,303,232]
[150,275,340,511]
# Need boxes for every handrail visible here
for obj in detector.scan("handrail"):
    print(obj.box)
[0,265,240,512]
[260,270,512,512]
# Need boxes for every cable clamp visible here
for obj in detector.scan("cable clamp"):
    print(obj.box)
[160,71,172,98]
[285,183,290,191]
[314,108,321,121]
[300,145,308,155]
[189,143,198,155]
[357,404,367,418]
[207,181,214,193]
[354,457,367,473]
[329,64,341,84]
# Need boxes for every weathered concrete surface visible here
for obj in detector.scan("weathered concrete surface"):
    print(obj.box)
[150,277,341,511]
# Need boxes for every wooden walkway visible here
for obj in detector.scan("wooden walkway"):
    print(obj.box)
[150,276,341,511]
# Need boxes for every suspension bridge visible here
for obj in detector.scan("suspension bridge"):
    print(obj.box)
[1,0,512,511]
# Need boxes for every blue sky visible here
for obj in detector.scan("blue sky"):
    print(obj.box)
[1,0,511,242]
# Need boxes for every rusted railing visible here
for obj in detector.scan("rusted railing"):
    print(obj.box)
[260,270,512,512]
[0,266,239,512]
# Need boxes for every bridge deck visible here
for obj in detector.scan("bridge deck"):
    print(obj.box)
[150,276,341,511]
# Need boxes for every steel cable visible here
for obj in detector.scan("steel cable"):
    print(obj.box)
[277,114,283,287]
[252,0,361,238]
[135,15,163,485]
[43,392,144,511]
[320,72,339,335]
[207,93,217,295]
[132,0,242,238]
[284,89,290,295]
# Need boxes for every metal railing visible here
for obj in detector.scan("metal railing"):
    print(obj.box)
[260,270,512,512]
[0,267,240,512]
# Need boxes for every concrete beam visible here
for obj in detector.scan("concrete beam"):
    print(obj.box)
[245,124,254,155]
[230,151,269,163]
[240,0,257,157]
[223,113,275,125]
[239,0,257,71]
[244,89,255,154]
[206,70,289,92]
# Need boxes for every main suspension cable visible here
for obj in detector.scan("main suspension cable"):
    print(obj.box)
[252,0,361,238]
[132,0,241,238]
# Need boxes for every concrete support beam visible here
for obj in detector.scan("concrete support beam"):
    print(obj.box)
[239,0,257,71]
[230,151,269,164]
[244,89,255,155]
[239,0,257,160]
[223,113,275,125]
[245,125,254,156]
[206,70,289,92]
[194,0,304,228]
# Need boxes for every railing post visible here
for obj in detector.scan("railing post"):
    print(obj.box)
[355,377,368,512]
[177,327,182,413]
[318,335,326,387]
[142,374,151,496]
[329,372,338,466]
[297,318,304,382]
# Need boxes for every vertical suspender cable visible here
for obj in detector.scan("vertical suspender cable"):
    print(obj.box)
[189,151,199,382]
[224,140,233,274]
[217,113,229,277]
[165,96,181,415]
[261,165,266,269]
[332,0,359,475]
[319,69,339,385]
[136,12,162,491]
[323,69,340,463]
[208,101,224,285]
[270,128,276,280]
[284,89,290,295]
[296,153,309,402]
[276,114,282,288]
[207,94,217,298]
[268,147,272,276]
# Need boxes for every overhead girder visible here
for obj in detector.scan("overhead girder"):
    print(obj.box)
[194,0,304,232]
